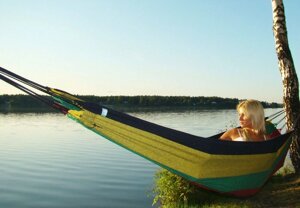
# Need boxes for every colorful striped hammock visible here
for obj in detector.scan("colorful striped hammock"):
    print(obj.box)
[0,67,293,197]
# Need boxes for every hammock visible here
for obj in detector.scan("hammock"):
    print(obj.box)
[0,67,293,197]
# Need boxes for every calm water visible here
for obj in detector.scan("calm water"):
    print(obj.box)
[0,109,285,207]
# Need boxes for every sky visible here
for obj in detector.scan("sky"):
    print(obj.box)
[0,0,299,103]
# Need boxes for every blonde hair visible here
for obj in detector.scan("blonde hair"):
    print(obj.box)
[237,99,266,135]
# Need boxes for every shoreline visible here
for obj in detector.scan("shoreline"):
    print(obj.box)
[0,105,283,114]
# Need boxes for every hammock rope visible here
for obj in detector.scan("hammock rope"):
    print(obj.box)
[266,106,300,132]
[266,109,285,122]
[0,66,295,197]
[0,66,49,94]
[0,73,53,107]
[0,69,68,113]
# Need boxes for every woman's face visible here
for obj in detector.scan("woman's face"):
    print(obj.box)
[238,111,253,128]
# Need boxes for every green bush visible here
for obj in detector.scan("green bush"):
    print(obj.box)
[152,169,196,207]
[152,169,251,208]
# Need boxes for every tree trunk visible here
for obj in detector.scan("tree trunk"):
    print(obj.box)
[271,0,300,174]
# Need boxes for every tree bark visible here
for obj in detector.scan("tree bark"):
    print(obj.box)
[272,0,300,174]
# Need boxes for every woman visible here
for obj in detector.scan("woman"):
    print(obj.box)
[220,99,269,142]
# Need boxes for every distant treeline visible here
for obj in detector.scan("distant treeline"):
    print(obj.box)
[0,94,282,112]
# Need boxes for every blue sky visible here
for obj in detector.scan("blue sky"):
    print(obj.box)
[0,0,299,103]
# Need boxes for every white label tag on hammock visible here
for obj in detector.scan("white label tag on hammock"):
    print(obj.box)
[101,108,108,117]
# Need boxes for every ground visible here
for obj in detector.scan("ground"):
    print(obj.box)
[244,174,300,208]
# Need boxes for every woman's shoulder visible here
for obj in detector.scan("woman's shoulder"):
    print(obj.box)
[219,128,240,141]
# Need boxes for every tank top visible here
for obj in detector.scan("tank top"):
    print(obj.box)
[232,129,246,141]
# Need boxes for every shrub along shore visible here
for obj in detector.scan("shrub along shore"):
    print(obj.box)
[0,94,282,112]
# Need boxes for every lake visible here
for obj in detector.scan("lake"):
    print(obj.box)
[0,108,288,207]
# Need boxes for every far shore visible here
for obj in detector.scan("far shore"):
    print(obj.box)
[0,94,282,113]
[0,105,283,114]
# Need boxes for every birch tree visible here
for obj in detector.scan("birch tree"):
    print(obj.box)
[272,0,300,174]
